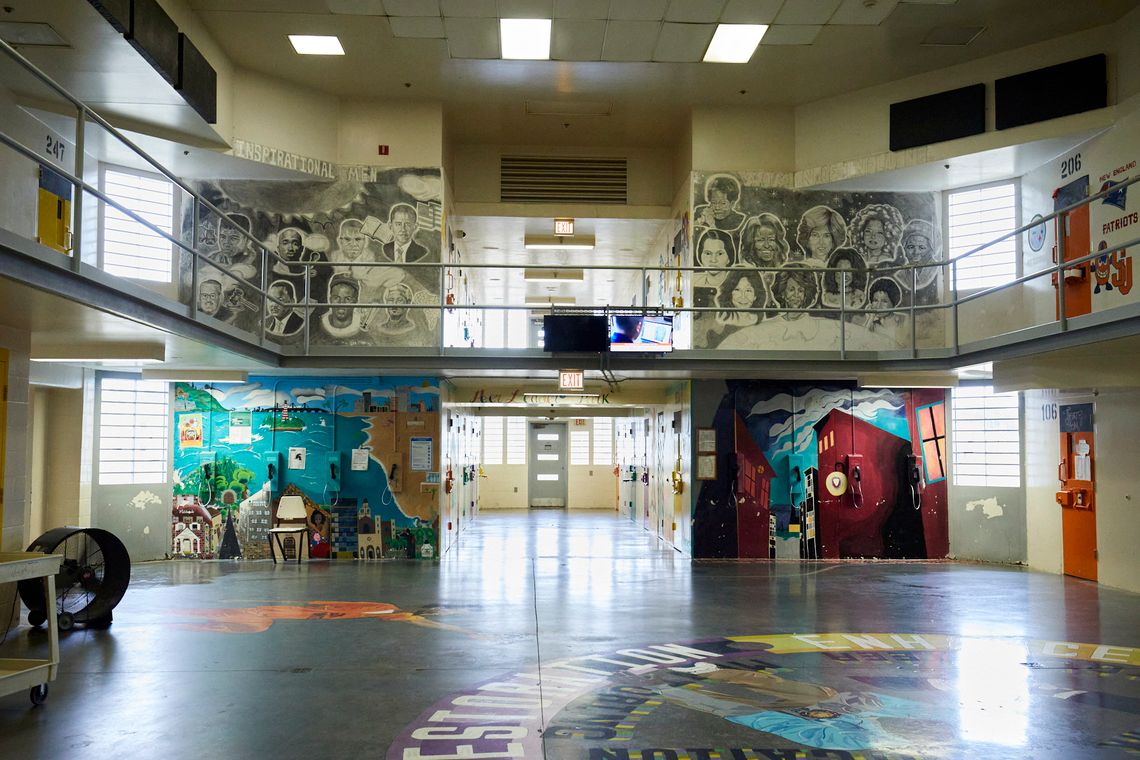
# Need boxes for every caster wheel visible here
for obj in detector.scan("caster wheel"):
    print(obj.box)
[27,609,47,628]
[30,684,48,706]
[57,612,75,632]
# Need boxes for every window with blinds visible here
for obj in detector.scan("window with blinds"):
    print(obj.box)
[951,386,1020,487]
[570,428,590,464]
[482,417,504,465]
[592,417,613,466]
[947,181,1018,291]
[101,167,175,282]
[506,417,527,464]
[98,378,169,485]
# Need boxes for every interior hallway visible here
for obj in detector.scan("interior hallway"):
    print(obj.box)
[1,510,1138,758]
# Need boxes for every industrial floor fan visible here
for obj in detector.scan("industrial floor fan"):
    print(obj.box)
[18,527,131,631]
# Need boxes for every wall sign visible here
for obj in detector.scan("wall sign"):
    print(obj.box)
[559,369,584,390]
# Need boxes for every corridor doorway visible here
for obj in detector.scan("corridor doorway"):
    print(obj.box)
[528,421,567,508]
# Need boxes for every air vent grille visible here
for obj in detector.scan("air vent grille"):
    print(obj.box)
[501,155,627,204]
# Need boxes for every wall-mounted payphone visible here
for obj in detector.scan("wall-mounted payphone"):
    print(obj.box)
[327,452,343,492]
[787,454,809,507]
[263,450,282,492]
[904,452,924,511]
[198,452,218,505]
[845,453,863,508]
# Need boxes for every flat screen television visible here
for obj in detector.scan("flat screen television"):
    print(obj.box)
[608,314,673,352]
[542,315,609,352]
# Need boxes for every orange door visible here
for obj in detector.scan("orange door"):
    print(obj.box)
[1053,177,1092,319]
[1058,423,1097,581]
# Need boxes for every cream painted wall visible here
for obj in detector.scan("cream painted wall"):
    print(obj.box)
[449,144,674,207]
[0,326,32,552]
[1022,387,1140,593]
[481,465,618,510]
[29,387,83,538]
[338,101,443,168]
[691,106,796,175]
[156,0,235,142]
[231,70,340,163]
[794,9,1139,178]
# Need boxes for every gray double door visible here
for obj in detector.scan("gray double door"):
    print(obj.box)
[527,421,567,508]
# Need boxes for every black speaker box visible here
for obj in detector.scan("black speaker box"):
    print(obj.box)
[995,54,1107,130]
[889,83,986,151]
[177,33,218,124]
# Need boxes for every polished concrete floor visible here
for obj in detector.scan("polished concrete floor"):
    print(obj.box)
[1,510,1138,759]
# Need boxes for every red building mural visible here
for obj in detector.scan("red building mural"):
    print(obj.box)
[734,411,776,558]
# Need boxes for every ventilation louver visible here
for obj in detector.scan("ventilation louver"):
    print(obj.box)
[501,155,627,204]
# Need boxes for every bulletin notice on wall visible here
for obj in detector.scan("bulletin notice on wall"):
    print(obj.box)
[410,437,432,471]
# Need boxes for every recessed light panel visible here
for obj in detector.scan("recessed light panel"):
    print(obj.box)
[500,19,551,59]
[288,35,346,55]
[704,24,768,63]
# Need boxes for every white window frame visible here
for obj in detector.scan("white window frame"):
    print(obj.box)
[592,417,613,466]
[97,376,170,486]
[570,427,591,465]
[98,163,178,283]
[951,385,1021,488]
[482,416,504,465]
[506,416,527,465]
[943,178,1021,293]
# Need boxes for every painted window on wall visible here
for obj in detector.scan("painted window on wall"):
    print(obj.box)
[947,181,1019,290]
[952,386,1021,487]
[915,401,947,483]
[592,417,613,466]
[482,417,503,465]
[100,166,175,282]
[98,377,169,485]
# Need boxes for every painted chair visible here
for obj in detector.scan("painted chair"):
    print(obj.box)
[269,495,310,563]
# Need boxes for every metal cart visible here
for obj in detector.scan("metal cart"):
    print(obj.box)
[0,552,63,705]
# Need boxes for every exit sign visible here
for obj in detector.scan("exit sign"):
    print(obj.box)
[554,218,574,235]
[559,370,584,390]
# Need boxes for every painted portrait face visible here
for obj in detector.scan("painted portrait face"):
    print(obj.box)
[731,277,757,309]
[871,289,893,310]
[218,225,244,256]
[330,282,358,323]
[385,286,411,320]
[784,277,806,309]
[277,230,303,260]
[862,219,886,255]
[198,282,222,316]
[708,189,731,219]
[808,225,834,259]
[338,225,367,260]
[391,209,416,246]
[904,234,931,262]
[752,224,780,263]
[267,285,291,319]
[700,239,729,269]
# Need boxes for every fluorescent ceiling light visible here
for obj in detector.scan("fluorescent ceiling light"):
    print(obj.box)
[703,24,767,63]
[500,19,551,60]
[525,295,576,305]
[31,342,166,364]
[288,35,345,55]
[524,268,585,281]
[142,369,249,383]
[524,234,595,250]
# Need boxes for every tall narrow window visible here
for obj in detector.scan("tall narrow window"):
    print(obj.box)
[98,378,169,485]
[947,181,1018,291]
[592,417,612,466]
[101,167,175,282]
[506,417,527,464]
[482,416,504,465]
[915,401,947,483]
[570,425,590,465]
[952,386,1020,487]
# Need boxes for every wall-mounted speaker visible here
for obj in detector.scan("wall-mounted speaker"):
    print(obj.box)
[995,54,1107,130]
[177,33,218,124]
[128,0,180,85]
[889,83,986,152]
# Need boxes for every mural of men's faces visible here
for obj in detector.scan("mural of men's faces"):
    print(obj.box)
[335,219,371,262]
[198,279,224,317]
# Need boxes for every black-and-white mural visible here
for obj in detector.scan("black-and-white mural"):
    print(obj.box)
[181,169,443,348]
[691,172,943,350]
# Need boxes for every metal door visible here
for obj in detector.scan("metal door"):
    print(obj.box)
[528,422,568,507]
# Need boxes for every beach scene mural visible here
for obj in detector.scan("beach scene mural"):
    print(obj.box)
[172,375,441,561]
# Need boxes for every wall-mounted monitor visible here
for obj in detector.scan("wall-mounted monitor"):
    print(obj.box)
[542,315,609,352]
[609,314,673,352]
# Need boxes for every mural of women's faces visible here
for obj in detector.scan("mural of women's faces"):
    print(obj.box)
[772,265,820,320]
[795,206,847,263]
[716,269,767,327]
[848,204,905,268]
[899,218,943,291]
[821,247,869,311]
[693,229,737,308]
[739,214,790,269]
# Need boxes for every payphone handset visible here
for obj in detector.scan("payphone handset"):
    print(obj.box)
[327,452,343,494]
[905,452,924,511]
[845,453,864,509]
[787,454,809,507]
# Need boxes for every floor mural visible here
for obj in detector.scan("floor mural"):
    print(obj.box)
[388,634,1140,760]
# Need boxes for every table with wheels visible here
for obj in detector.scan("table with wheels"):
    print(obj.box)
[0,552,63,705]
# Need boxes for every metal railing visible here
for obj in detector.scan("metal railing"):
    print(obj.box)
[1,36,1138,363]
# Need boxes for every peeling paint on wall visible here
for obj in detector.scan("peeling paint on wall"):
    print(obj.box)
[130,490,163,511]
[965,497,1004,519]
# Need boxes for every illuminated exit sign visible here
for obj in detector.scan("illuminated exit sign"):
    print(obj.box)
[559,370,584,390]
[554,218,574,236]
